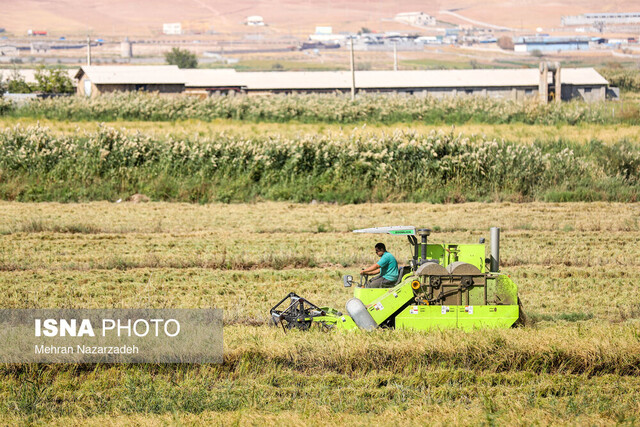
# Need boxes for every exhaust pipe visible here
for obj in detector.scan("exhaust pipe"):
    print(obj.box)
[490,227,500,272]
[417,229,431,265]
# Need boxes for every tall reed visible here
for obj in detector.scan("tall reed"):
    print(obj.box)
[0,125,637,203]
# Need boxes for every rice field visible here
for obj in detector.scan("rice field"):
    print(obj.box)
[1,201,639,425]
[1,93,639,425]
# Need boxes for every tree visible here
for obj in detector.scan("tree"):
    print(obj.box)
[497,36,514,50]
[165,47,198,68]
[34,66,74,93]
[6,67,33,93]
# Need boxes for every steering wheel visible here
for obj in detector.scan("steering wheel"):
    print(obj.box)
[359,272,371,287]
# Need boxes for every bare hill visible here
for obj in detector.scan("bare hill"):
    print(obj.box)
[2,0,639,37]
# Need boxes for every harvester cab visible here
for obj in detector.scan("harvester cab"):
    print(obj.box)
[270,226,520,332]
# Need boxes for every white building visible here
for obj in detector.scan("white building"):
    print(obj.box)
[315,26,333,35]
[308,34,347,43]
[0,44,19,56]
[562,12,640,26]
[308,25,347,44]
[246,16,265,26]
[415,36,440,45]
[394,12,436,27]
[163,23,182,35]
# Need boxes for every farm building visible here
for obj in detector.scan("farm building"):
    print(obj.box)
[557,68,610,102]
[184,68,609,102]
[162,23,182,35]
[182,69,244,96]
[514,36,592,52]
[562,12,640,26]
[0,44,19,57]
[74,65,610,102]
[246,16,265,26]
[74,66,185,98]
[394,12,436,26]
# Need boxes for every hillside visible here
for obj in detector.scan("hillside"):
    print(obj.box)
[3,0,639,37]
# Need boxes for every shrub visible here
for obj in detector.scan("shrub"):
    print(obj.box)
[597,68,640,92]
[164,48,198,69]
[5,68,33,93]
[34,66,74,94]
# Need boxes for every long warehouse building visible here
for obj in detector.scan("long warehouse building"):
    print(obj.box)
[75,65,611,102]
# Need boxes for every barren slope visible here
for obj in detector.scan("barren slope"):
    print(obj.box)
[1,0,638,37]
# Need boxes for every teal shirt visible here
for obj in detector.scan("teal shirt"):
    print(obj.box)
[377,252,399,281]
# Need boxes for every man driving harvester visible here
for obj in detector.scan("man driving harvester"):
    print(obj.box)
[360,243,399,288]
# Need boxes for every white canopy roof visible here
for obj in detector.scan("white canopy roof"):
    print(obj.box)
[353,226,416,236]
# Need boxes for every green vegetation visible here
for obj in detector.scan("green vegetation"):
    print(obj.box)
[0,201,639,424]
[33,66,74,94]
[2,91,639,125]
[2,68,32,94]
[221,59,348,72]
[0,66,74,94]
[0,125,637,203]
[401,58,497,70]
[598,68,640,92]
[164,47,198,69]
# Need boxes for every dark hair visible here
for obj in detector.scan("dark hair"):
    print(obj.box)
[375,243,386,252]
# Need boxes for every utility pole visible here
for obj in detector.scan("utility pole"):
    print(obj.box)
[554,62,561,104]
[350,37,356,101]
[86,35,91,66]
[538,61,548,104]
[393,42,398,71]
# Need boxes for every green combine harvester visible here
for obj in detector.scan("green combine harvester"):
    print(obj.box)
[270,226,521,332]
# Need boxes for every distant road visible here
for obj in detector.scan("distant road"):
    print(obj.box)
[439,10,517,31]
[610,50,640,59]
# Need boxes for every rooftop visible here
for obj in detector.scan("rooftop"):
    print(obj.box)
[186,68,609,89]
[74,66,610,90]
[75,65,184,84]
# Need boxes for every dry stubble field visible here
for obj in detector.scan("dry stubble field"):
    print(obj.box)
[0,201,639,425]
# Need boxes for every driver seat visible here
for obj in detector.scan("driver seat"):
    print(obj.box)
[393,265,412,286]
